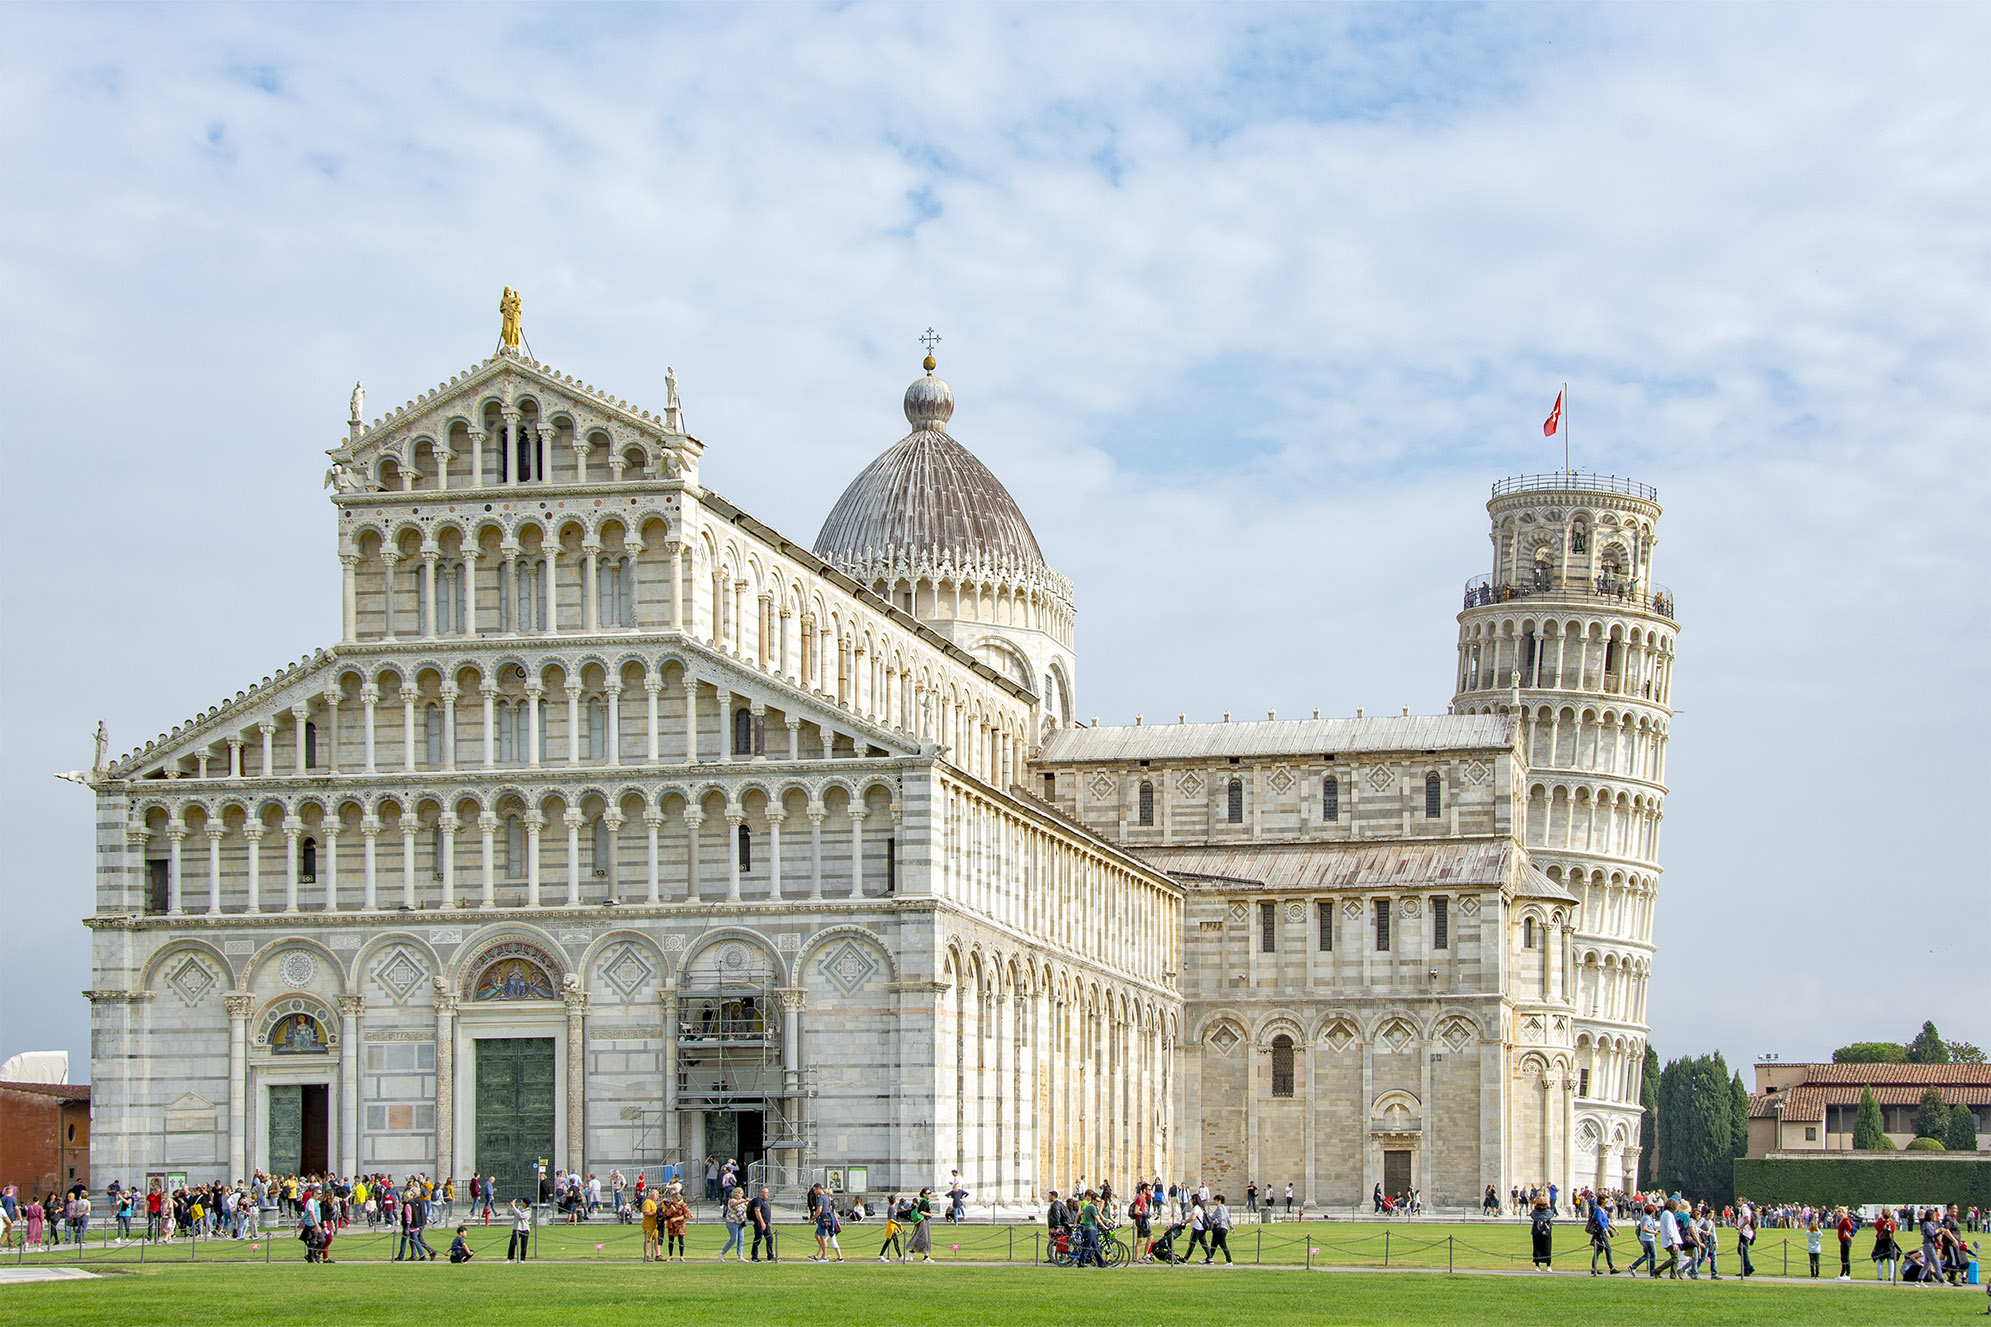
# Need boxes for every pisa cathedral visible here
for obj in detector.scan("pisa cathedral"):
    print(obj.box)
[79,311,1677,1210]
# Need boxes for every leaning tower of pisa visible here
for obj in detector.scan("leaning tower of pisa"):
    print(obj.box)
[1452,472,1677,1193]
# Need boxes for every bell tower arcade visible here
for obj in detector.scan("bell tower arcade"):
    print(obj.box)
[1452,472,1678,1193]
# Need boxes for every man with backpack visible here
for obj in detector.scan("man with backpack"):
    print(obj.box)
[1587,1193,1619,1273]
[1045,1189,1071,1263]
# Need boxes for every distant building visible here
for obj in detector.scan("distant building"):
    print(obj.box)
[0,1082,91,1199]
[1748,1062,1991,1155]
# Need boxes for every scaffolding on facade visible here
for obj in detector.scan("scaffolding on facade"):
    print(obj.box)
[673,981,815,1196]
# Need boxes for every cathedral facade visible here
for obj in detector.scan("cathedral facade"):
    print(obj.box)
[79,316,1673,1209]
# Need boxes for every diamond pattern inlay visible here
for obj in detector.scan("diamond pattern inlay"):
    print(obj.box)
[597,942,657,1001]
[1369,765,1395,792]
[370,947,427,1004]
[1207,1025,1240,1054]
[166,955,217,1006]
[816,939,879,996]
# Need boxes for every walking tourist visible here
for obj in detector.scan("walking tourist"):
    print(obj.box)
[720,1187,749,1260]
[1586,1193,1617,1274]
[750,1186,776,1261]
[907,1187,934,1262]
[1205,1194,1234,1264]
[1530,1195,1555,1271]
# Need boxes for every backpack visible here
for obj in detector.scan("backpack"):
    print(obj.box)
[1586,1206,1604,1236]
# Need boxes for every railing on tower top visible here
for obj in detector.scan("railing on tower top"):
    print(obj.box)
[1491,473,1659,502]
[1464,573,1675,621]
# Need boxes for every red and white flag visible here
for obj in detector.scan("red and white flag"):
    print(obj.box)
[1543,390,1563,438]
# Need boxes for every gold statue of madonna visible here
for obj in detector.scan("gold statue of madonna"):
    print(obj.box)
[499,287,523,349]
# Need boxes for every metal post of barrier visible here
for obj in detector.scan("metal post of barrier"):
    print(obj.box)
[1783,1239,1788,1277]
[1449,1235,1454,1273]
[1256,1227,1262,1264]
[1384,1229,1389,1267]
[1008,1226,1013,1262]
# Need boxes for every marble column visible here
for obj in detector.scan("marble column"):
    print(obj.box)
[225,992,253,1182]
[643,811,662,903]
[338,995,363,1174]
[563,990,588,1174]
[435,988,458,1181]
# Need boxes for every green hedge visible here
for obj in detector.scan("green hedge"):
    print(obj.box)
[1733,1155,1991,1208]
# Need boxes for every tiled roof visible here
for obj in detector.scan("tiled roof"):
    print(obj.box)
[1752,1082,1991,1123]
[1040,713,1518,764]
[0,1081,91,1102]
[1779,1063,1991,1086]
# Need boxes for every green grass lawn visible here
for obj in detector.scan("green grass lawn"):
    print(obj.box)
[2,1257,1976,1326]
[12,1215,1964,1279]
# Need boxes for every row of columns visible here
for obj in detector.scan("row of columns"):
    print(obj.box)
[343,537,684,645]
[141,801,885,915]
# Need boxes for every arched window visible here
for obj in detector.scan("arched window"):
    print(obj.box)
[1524,916,1536,949]
[737,823,752,871]
[1322,775,1338,822]
[587,698,606,761]
[1571,522,1588,554]
[1137,781,1154,826]
[1425,772,1442,818]
[303,721,318,770]
[498,704,518,763]
[1227,778,1243,824]
[300,836,317,883]
[1271,1034,1296,1098]
[425,707,444,767]
[505,815,524,879]
[592,818,612,877]
[733,708,754,756]
[431,824,445,878]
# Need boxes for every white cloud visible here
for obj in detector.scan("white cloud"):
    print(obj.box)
[2,4,1985,1076]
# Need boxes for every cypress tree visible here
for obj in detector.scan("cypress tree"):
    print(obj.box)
[1691,1055,1735,1204]
[1906,1021,1950,1064]
[1637,1044,1660,1189]
[1655,1057,1689,1194]
[1730,1069,1751,1160]
[1852,1086,1891,1150]
[1943,1099,1978,1152]
[1915,1087,1951,1140]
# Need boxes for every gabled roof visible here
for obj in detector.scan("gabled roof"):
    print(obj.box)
[1039,713,1518,764]
[0,1081,91,1103]
[1778,1063,1991,1086]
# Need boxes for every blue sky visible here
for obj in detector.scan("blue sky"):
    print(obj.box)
[3,3,1986,1080]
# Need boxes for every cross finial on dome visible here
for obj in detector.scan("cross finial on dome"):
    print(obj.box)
[919,326,941,373]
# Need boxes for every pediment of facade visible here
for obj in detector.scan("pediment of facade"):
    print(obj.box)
[331,348,699,488]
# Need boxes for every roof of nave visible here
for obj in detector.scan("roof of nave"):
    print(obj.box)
[102,648,337,780]
[1133,838,1574,901]
[1039,712,1519,765]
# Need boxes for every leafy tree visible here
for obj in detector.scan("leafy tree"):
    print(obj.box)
[1853,1086,1891,1150]
[1833,1041,1907,1064]
[1915,1087,1951,1140]
[1906,1021,1950,1064]
[1946,1040,1987,1065]
[1730,1069,1751,1159]
[1637,1044,1659,1188]
[1944,1101,1978,1152]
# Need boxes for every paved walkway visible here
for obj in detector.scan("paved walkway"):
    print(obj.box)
[0,1266,102,1285]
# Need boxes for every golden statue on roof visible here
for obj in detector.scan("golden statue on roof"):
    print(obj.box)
[499,287,523,349]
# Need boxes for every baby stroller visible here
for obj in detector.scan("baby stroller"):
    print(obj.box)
[1146,1220,1190,1263]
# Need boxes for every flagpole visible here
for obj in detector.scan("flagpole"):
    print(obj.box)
[1563,380,1570,474]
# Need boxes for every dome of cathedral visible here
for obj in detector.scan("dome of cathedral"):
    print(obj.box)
[813,368,1047,570]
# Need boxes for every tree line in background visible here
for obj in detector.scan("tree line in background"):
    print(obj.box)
[1834,1019,1985,1065]
[1634,1021,1980,1205]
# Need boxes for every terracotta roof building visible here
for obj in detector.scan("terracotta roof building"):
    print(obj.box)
[1747,1061,1991,1155]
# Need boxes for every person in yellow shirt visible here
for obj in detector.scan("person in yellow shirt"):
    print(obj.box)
[641,1190,661,1262]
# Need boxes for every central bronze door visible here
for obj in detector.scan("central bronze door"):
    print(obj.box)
[475,1037,556,1203]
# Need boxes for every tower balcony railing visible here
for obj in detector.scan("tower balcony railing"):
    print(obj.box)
[1464,573,1676,621]
[1491,473,1659,502]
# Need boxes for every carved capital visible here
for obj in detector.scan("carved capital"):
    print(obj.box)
[336,994,366,1017]
[776,987,806,1013]
[224,992,255,1020]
